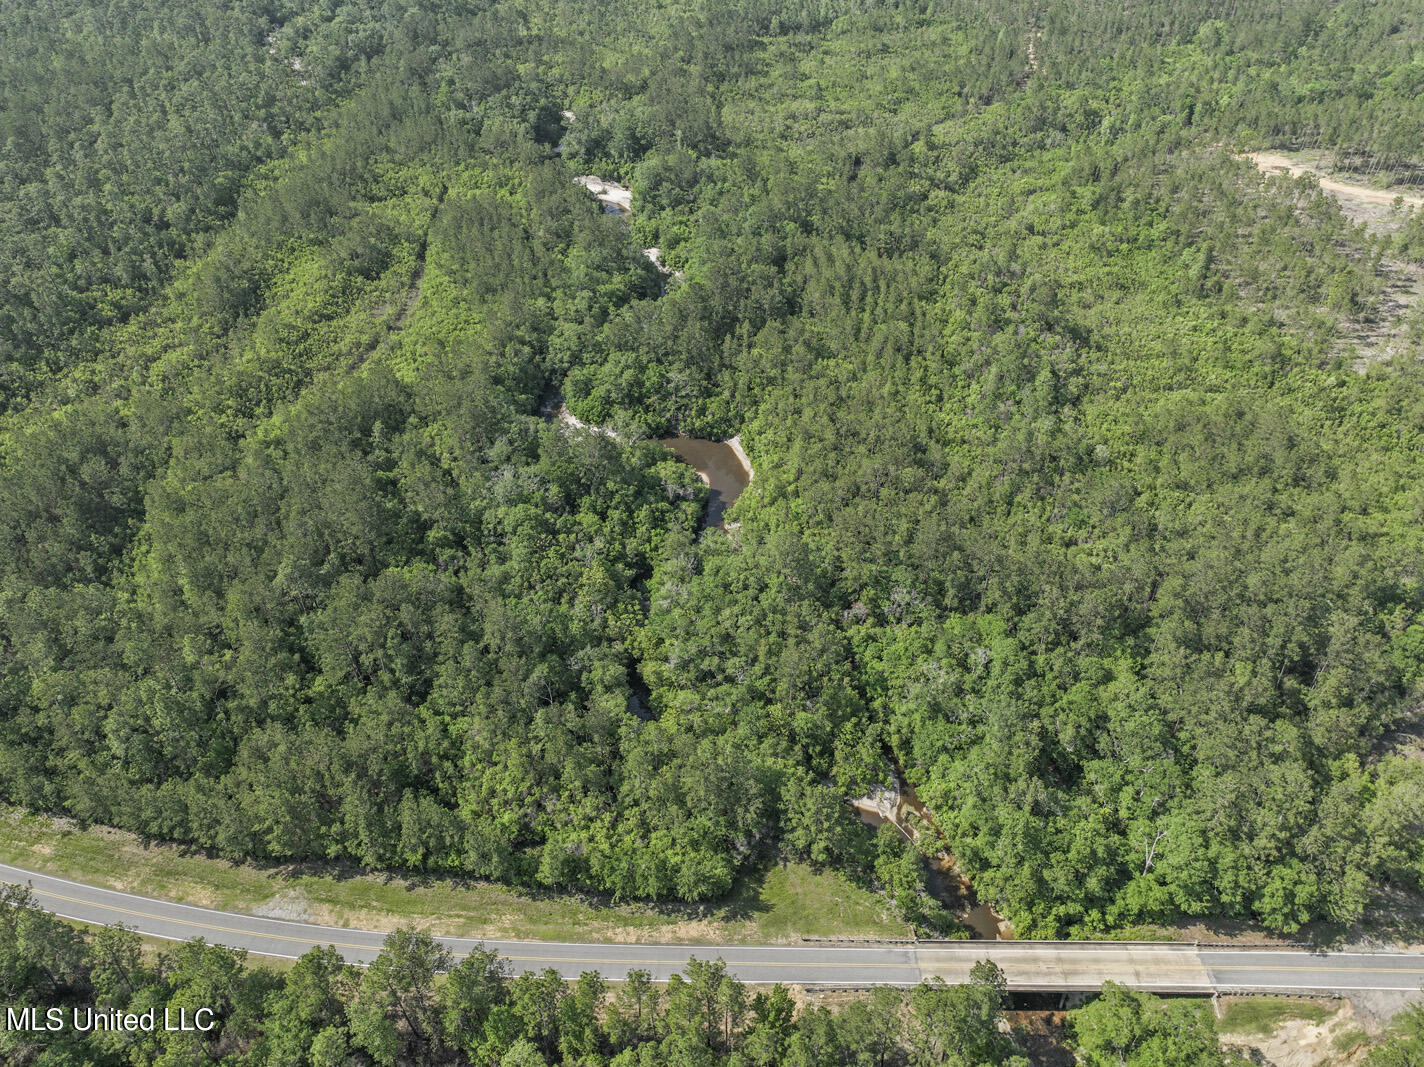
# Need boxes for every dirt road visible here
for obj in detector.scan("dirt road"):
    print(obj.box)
[1244,152,1424,210]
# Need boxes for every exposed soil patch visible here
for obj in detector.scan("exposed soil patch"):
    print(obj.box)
[1220,998,1374,1066]
[1244,151,1424,219]
[1242,149,1424,370]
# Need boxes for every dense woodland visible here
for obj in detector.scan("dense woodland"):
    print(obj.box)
[3,0,1424,943]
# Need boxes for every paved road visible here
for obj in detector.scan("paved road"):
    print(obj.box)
[5,864,1424,994]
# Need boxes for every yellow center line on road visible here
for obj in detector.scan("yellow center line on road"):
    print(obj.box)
[33,888,381,952]
[499,957,909,968]
[1210,964,1424,975]
[32,888,1423,978]
[30,889,914,969]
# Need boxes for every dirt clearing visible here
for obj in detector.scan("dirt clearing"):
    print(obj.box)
[1245,151,1423,216]
[1243,149,1423,370]
[1219,997,1376,1065]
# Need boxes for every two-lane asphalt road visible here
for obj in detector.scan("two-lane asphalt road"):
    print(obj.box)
[5,863,1423,994]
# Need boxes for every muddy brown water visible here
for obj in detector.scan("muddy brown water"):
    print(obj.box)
[853,805,889,830]
[853,778,1013,940]
[901,781,1014,940]
[926,858,1014,939]
[657,436,751,529]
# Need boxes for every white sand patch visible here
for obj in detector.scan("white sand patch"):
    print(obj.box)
[574,175,632,214]
[551,402,622,441]
[726,434,754,483]
[644,247,685,281]
[850,784,900,823]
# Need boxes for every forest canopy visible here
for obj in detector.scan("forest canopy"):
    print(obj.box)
[2,0,1424,938]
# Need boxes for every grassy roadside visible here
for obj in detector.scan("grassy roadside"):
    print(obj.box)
[1218,997,1333,1036]
[1215,996,1379,1063]
[0,808,907,947]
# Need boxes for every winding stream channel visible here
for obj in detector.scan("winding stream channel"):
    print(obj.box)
[852,771,1013,940]
[656,436,752,529]
[556,176,753,529]
[541,395,753,531]
[564,173,1001,931]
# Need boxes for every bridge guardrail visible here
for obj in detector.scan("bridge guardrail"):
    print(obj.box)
[801,936,1314,949]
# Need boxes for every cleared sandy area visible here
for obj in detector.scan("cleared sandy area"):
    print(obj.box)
[726,434,754,483]
[1219,999,1373,1066]
[1244,151,1424,210]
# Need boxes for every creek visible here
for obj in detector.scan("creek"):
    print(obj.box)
[564,175,994,930]
[852,774,1013,940]
[656,435,752,529]
[560,177,751,526]
[540,390,753,531]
